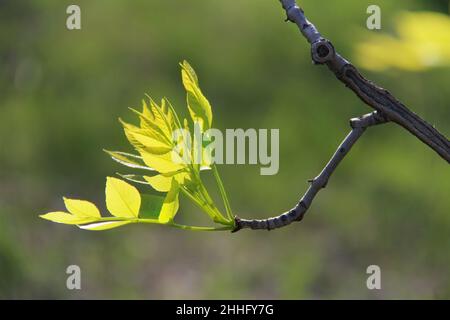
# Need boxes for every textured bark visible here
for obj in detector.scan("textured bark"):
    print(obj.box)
[233,1,449,232]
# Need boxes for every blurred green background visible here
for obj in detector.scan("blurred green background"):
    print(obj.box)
[1,0,449,299]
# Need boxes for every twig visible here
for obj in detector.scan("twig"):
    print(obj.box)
[233,112,388,231]
[232,1,449,232]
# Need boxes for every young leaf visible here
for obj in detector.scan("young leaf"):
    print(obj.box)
[129,106,171,146]
[104,150,154,171]
[117,173,151,185]
[141,99,154,121]
[160,98,177,130]
[164,98,183,130]
[144,174,172,192]
[105,177,141,218]
[181,60,198,85]
[121,119,172,155]
[41,61,235,233]
[63,198,101,218]
[158,179,180,224]
[181,61,213,131]
[129,131,173,155]
[141,151,185,174]
[79,221,132,231]
[40,212,99,225]
[148,98,173,140]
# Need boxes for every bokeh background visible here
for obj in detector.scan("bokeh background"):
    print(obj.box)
[1,0,449,299]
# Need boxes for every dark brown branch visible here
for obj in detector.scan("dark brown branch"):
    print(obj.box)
[281,0,450,162]
[233,112,388,232]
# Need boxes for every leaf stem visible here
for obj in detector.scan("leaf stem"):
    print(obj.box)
[212,164,234,221]
[169,223,232,232]
[197,182,230,225]
[188,169,230,224]
[180,187,228,224]
[89,217,231,231]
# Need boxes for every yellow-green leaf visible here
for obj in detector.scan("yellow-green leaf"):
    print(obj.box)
[104,150,154,171]
[173,171,191,185]
[181,60,198,85]
[159,179,180,224]
[40,212,98,225]
[141,99,154,121]
[160,98,177,130]
[141,151,185,174]
[117,173,151,185]
[129,106,171,145]
[149,98,173,140]
[164,98,183,130]
[79,221,132,231]
[130,131,173,154]
[144,174,173,192]
[121,119,172,155]
[105,177,141,218]
[181,61,213,131]
[63,198,101,218]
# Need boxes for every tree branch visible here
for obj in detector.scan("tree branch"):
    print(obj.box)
[233,112,388,232]
[280,0,449,162]
[233,1,449,232]
[280,0,450,163]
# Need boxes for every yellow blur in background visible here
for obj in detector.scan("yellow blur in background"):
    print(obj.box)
[357,11,450,71]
